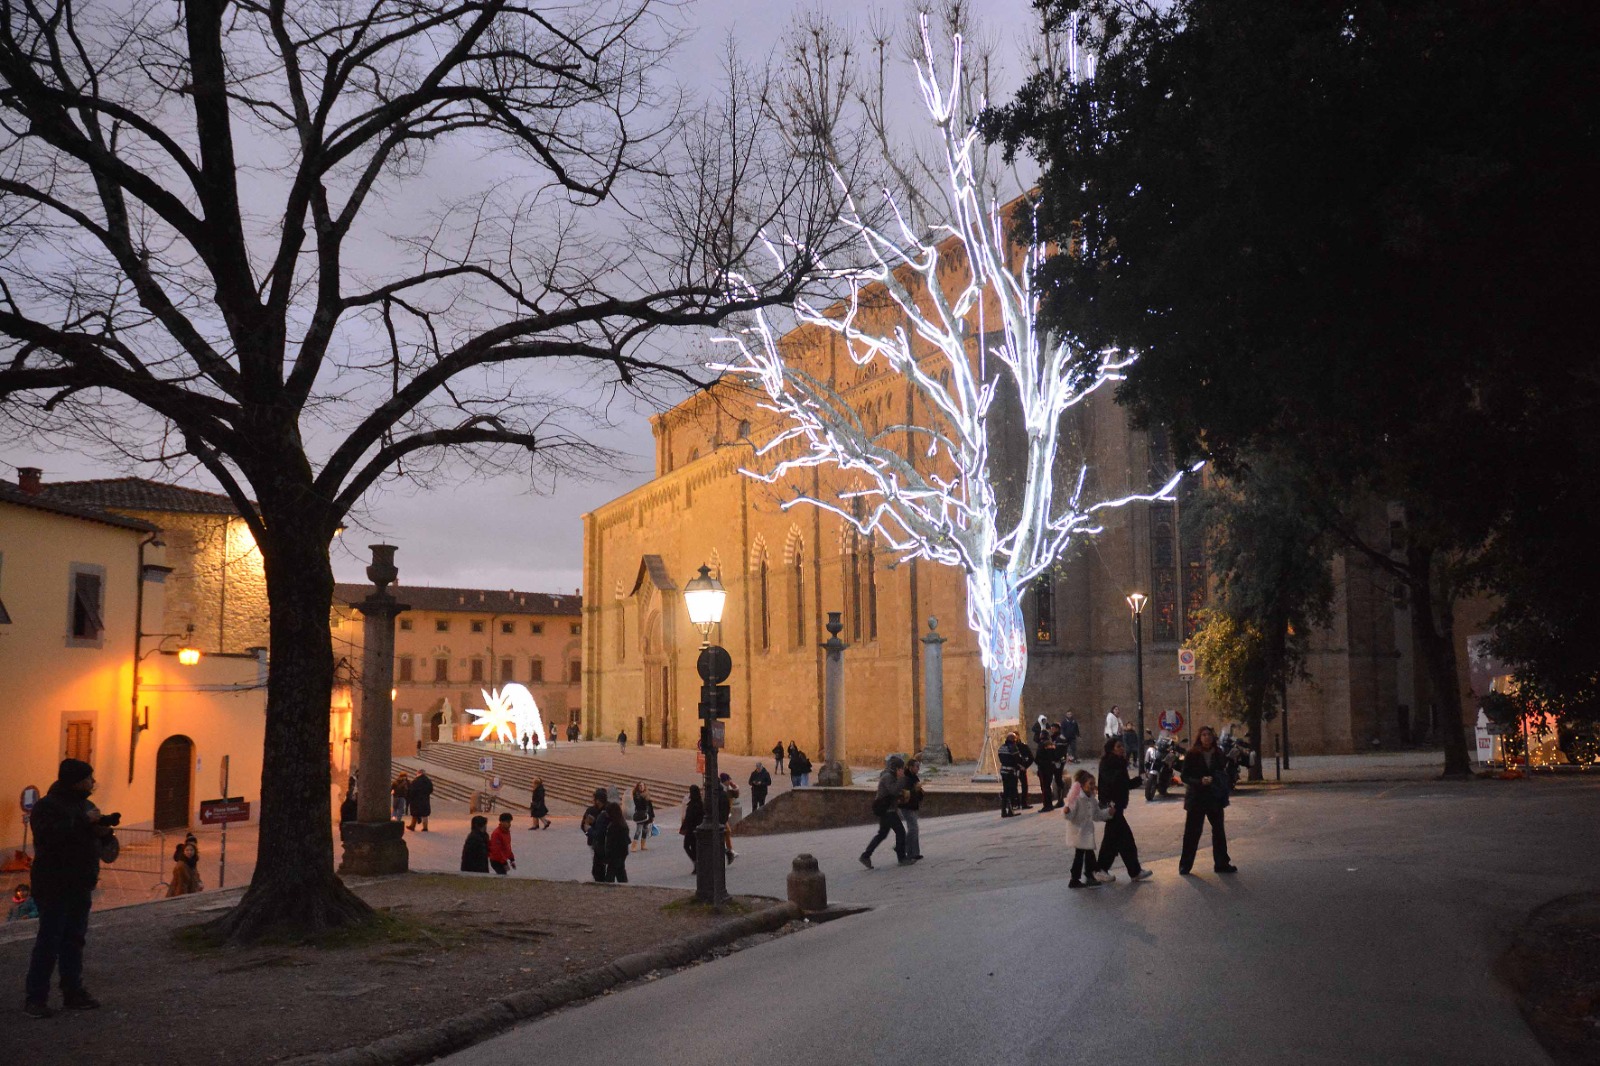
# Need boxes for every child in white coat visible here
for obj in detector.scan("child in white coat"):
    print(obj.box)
[1064,770,1116,888]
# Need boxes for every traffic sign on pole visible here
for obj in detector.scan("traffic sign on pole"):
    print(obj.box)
[1178,648,1197,676]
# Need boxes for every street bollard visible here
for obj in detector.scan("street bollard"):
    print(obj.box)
[787,854,827,912]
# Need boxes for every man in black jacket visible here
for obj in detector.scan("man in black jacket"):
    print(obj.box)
[24,759,113,1018]
[998,733,1024,817]
[1033,732,1060,812]
[748,764,772,811]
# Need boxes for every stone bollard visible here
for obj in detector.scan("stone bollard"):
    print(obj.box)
[787,853,827,913]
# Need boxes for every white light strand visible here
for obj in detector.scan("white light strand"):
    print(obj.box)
[712,19,1196,712]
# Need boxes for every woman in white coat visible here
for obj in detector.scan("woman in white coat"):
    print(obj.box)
[1064,770,1116,888]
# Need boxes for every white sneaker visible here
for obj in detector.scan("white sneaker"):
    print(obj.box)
[1097,871,1118,883]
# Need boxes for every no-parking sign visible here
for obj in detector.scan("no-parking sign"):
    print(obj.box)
[1159,709,1185,735]
[20,785,39,816]
[1177,648,1197,676]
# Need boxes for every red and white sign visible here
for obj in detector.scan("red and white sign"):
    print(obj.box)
[1178,648,1197,676]
[20,785,39,814]
[1159,709,1184,735]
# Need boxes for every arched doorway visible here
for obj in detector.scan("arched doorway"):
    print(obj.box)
[153,735,194,830]
[643,609,669,746]
[429,711,443,742]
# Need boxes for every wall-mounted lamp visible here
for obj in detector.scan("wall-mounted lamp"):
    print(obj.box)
[176,623,202,666]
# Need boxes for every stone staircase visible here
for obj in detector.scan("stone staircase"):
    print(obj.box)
[413,742,691,811]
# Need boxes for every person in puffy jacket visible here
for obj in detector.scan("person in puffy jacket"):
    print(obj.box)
[859,756,908,869]
[1063,770,1115,889]
[604,802,632,882]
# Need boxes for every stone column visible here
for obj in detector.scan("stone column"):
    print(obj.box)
[340,544,411,876]
[919,616,951,765]
[816,612,852,786]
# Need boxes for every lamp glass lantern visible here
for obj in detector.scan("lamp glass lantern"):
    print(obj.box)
[1126,592,1148,616]
[176,624,201,666]
[683,564,726,638]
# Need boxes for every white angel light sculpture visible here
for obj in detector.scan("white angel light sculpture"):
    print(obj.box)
[467,683,547,748]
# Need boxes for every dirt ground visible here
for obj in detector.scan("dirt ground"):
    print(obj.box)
[1500,891,1600,1065]
[1,875,780,1066]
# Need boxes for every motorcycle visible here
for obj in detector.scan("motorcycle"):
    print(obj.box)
[1218,732,1256,786]
[1143,735,1183,801]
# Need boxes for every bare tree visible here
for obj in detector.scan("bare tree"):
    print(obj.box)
[0,0,837,940]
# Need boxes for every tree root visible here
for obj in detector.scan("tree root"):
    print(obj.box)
[206,875,376,946]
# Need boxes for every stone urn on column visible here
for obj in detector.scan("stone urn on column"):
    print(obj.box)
[918,616,952,765]
[339,544,412,876]
[816,612,852,787]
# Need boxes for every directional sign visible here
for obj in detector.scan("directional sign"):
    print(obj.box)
[1178,648,1197,677]
[199,798,250,825]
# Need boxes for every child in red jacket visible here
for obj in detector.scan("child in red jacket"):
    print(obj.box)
[488,812,516,875]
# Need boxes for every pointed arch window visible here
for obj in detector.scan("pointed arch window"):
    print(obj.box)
[792,543,806,646]
[1033,577,1056,645]
[758,557,770,651]
[866,537,879,640]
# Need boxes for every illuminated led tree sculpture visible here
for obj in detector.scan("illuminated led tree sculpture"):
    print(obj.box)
[717,22,1189,736]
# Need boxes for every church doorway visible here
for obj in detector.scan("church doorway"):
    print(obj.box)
[643,609,670,747]
[153,735,193,830]
[429,711,443,742]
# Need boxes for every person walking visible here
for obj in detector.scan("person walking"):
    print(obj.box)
[1060,711,1081,763]
[631,783,655,852]
[1064,770,1116,889]
[604,802,632,883]
[860,755,910,868]
[488,812,516,875]
[771,742,786,774]
[899,757,925,861]
[681,785,704,875]
[1179,726,1238,875]
[166,840,203,897]
[1034,730,1060,812]
[390,772,409,822]
[25,758,114,1017]
[1097,738,1152,881]
[460,815,491,873]
[406,769,434,832]
[582,788,611,882]
[529,777,550,829]
[617,730,628,754]
[748,763,772,811]
[998,732,1025,817]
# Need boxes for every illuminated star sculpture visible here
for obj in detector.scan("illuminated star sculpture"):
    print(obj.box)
[715,17,1195,731]
[467,683,547,747]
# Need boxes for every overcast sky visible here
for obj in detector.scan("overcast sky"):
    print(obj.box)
[6,0,1040,597]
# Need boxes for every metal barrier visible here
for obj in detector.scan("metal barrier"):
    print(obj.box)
[107,827,170,878]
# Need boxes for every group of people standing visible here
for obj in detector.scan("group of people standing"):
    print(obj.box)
[771,742,813,787]
[384,770,433,831]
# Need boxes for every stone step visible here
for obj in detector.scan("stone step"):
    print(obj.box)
[416,742,691,811]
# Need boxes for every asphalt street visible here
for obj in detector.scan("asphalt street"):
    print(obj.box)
[424,776,1598,1066]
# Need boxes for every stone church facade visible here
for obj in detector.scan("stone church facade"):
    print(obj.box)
[581,239,1414,764]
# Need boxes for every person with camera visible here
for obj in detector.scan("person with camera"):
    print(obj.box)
[24,758,116,1018]
[1178,726,1238,875]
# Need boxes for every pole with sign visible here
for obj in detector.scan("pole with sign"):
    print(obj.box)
[1178,649,1197,737]
[219,756,229,889]
[20,785,39,857]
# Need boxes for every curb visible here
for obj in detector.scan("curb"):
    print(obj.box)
[282,899,803,1066]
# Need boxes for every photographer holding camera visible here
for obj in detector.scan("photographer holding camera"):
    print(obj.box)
[23,758,117,1018]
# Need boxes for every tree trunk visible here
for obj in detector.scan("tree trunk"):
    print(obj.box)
[1406,543,1472,778]
[209,490,373,942]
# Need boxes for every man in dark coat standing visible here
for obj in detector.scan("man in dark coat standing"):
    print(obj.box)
[406,769,434,832]
[24,758,113,1018]
[1033,731,1060,812]
[1059,711,1081,763]
[748,763,772,811]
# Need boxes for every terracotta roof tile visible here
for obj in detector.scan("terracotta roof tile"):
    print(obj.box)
[0,480,159,532]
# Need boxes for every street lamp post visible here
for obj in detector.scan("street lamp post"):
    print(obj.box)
[683,564,730,907]
[1127,593,1148,744]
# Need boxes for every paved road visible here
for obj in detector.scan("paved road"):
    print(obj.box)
[436,776,1598,1066]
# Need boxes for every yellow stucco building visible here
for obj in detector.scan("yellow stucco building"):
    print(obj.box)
[0,471,267,844]
[331,584,583,761]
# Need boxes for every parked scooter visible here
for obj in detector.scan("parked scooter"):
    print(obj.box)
[1144,734,1184,801]
[1218,731,1256,786]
